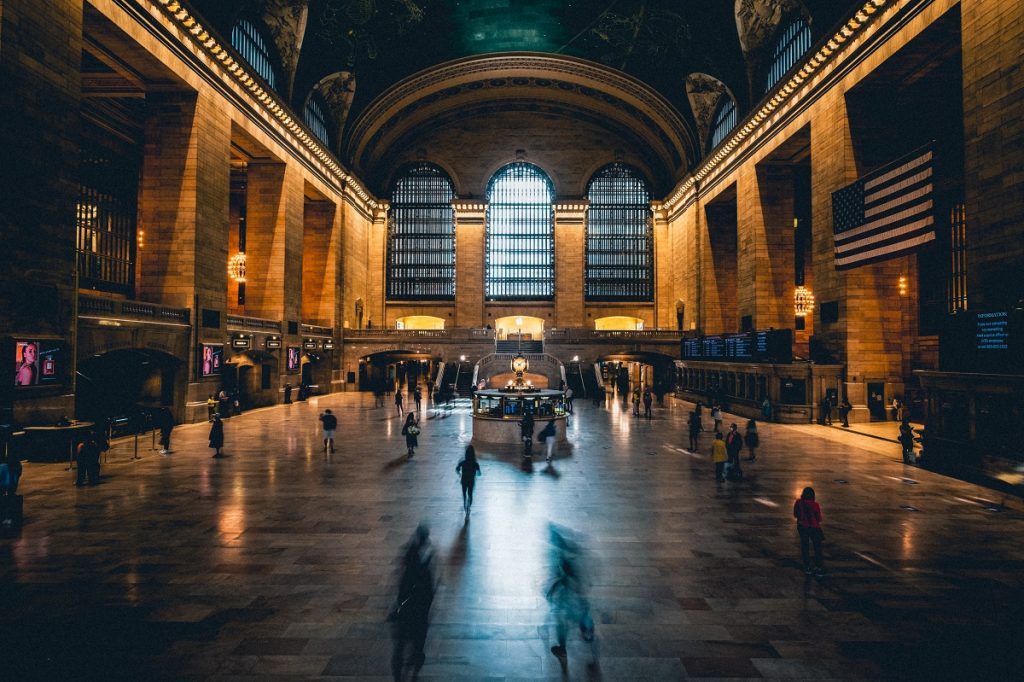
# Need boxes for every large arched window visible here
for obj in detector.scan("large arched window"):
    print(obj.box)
[231,19,277,89]
[708,95,737,151]
[303,92,332,147]
[764,16,811,93]
[585,164,653,301]
[387,163,456,300]
[486,163,555,300]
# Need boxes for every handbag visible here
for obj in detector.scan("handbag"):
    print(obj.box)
[407,425,420,436]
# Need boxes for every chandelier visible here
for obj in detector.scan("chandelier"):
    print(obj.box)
[228,252,247,282]
[794,285,814,317]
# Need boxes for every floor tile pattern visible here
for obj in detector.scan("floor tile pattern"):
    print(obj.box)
[3,394,1024,680]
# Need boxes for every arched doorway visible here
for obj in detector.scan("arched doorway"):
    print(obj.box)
[359,350,439,393]
[594,316,645,330]
[75,348,184,428]
[597,351,677,403]
[493,315,545,340]
[395,315,445,330]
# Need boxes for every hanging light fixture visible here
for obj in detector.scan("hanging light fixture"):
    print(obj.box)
[794,285,815,317]
[228,252,247,282]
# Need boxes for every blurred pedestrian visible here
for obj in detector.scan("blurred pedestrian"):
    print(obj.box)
[546,525,595,666]
[395,389,404,417]
[319,408,337,454]
[744,419,759,462]
[632,388,641,416]
[794,487,824,575]
[414,385,422,412]
[455,445,482,512]
[538,418,557,463]
[402,413,420,459]
[711,432,727,482]
[206,394,216,421]
[687,410,702,451]
[898,418,916,464]
[158,408,174,455]
[564,386,574,414]
[724,423,744,480]
[839,398,852,427]
[75,432,101,486]
[711,404,722,433]
[209,414,224,458]
[642,387,653,419]
[761,397,773,422]
[389,525,435,681]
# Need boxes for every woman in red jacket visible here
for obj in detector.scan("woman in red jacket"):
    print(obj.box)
[794,487,824,575]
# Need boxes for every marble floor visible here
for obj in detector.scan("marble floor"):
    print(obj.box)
[3,394,1024,681]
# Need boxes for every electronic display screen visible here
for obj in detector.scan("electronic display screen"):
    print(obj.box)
[14,339,63,387]
[681,330,793,364]
[200,344,223,377]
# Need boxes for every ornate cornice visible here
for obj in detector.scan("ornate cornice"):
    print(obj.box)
[144,0,380,213]
[664,0,893,215]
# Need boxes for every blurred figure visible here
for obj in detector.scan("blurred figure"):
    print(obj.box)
[546,524,596,667]
[389,525,435,681]
[75,431,101,487]
[455,445,482,512]
[794,487,824,576]
[744,419,760,462]
[642,387,653,419]
[898,418,916,464]
[209,414,224,458]
[688,410,702,451]
[402,413,420,460]
[711,432,727,482]
[538,418,557,463]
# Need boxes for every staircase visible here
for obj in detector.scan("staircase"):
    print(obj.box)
[496,340,543,354]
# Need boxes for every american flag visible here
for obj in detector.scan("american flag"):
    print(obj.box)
[831,144,935,270]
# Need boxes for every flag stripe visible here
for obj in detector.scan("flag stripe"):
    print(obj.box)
[863,150,932,192]
[835,200,933,244]
[835,216,935,255]
[836,232,936,268]
[865,169,933,211]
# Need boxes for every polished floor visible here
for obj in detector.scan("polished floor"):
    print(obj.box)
[3,393,1024,681]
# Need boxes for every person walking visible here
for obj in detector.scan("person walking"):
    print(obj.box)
[839,398,852,427]
[538,418,557,463]
[820,395,833,425]
[744,419,760,462]
[414,386,422,412]
[284,382,293,404]
[711,404,722,433]
[687,410,702,451]
[632,388,641,416]
[724,423,744,480]
[455,445,482,512]
[319,409,337,454]
[519,411,535,457]
[711,432,727,482]
[892,397,904,422]
[761,397,773,422]
[209,414,225,458]
[206,394,217,422]
[389,525,435,682]
[642,387,653,419]
[157,408,174,455]
[898,418,916,464]
[546,525,595,666]
[394,389,404,417]
[794,487,824,575]
[564,386,574,414]
[401,413,420,459]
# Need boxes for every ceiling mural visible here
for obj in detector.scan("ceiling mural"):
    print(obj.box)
[312,70,357,153]
[260,0,310,99]
[685,73,732,153]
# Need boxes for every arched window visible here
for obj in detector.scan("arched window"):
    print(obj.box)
[387,163,456,300]
[585,164,653,301]
[486,163,555,300]
[231,19,277,89]
[708,95,737,151]
[303,92,332,146]
[764,16,811,93]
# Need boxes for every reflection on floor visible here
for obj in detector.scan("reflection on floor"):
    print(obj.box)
[4,394,1024,680]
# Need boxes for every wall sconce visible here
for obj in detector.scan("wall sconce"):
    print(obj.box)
[898,276,908,296]
[228,252,247,282]
[794,285,815,317]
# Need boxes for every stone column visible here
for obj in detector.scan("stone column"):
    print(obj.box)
[302,200,338,327]
[453,200,487,328]
[553,201,587,328]
[652,202,673,328]
[369,205,388,326]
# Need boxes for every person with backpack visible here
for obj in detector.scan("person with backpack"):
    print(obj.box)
[711,432,727,482]
[538,418,557,463]
[744,419,760,462]
[642,388,653,419]
[724,423,744,480]
[401,413,420,459]
[319,409,337,454]
[455,445,482,512]
[794,487,825,575]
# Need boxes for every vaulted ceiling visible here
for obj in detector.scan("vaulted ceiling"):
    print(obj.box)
[185,0,860,194]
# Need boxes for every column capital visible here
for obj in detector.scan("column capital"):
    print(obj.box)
[553,200,589,223]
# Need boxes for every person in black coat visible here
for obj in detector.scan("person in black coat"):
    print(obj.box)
[724,423,744,478]
[687,411,702,451]
[390,525,435,681]
[401,413,419,459]
[209,415,225,458]
[455,445,482,512]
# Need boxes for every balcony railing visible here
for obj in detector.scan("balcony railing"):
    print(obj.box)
[343,328,495,340]
[545,328,682,342]
[226,314,282,332]
[301,323,334,337]
[79,294,190,324]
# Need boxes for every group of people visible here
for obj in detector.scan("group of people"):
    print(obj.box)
[709,420,759,482]
[630,387,655,419]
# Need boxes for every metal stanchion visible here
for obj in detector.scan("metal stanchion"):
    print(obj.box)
[151,426,157,451]
[132,431,141,460]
